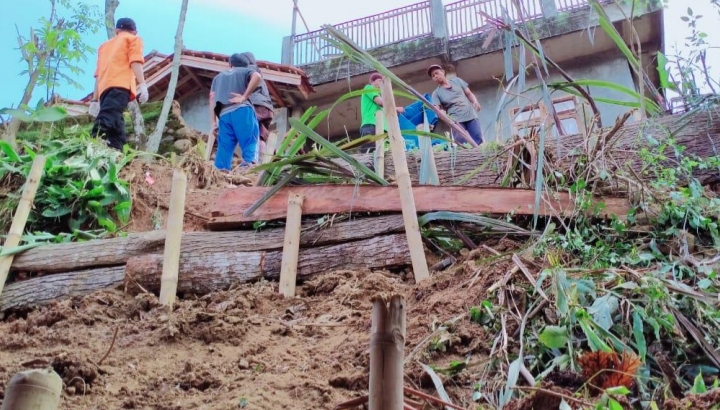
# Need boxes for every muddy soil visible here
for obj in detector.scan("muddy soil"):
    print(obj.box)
[0,242,515,410]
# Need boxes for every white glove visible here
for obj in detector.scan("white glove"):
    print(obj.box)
[89,101,100,117]
[137,83,149,104]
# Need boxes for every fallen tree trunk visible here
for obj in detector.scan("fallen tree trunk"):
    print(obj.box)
[0,267,125,312]
[10,215,405,273]
[1,234,410,311]
[351,111,720,187]
[208,185,630,229]
[126,233,411,295]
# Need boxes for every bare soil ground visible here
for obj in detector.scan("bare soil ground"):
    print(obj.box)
[0,239,517,409]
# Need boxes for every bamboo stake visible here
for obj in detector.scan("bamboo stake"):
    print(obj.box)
[0,154,46,298]
[278,193,304,297]
[158,169,187,308]
[373,110,385,179]
[418,111,439,185]
[205,131,215,161]
[379,78,430,282]
[369,295,406,410]
[0,368,62,410]
[262,130,279,164]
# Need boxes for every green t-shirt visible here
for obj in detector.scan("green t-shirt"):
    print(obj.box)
[360,84,381,127]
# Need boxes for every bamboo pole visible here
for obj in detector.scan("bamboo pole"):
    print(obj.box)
[205,131,215,161]
[418,111,439,185]
[0,154,46,298]
[369,295,406,410]
[0,368,62,410]
[278,193,304,297]
[262,130,279,164]
[373,110,385,179]
[158,169,187,308]
[379,78,430,283]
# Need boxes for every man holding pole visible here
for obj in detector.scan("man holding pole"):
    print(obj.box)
[427,64,484,145]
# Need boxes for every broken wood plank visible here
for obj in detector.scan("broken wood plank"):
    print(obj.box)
[279,193,304,297]
[0,267,126,312]
[125,233,410,295]
[208,185,631,229]
[10,215,405,273]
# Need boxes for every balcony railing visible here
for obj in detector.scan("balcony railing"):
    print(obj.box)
[293,2,432,66]
[445,0,543,39]
[291,0,599,66]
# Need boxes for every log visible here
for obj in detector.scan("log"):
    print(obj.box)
[351,111,720,187]
[10,215,405,273]
[126,234,411,295]
[1,234,410,311]
[209,185,631,229]
[0,266,126,312]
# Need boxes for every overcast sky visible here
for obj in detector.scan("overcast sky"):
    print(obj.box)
[0,0,717,111]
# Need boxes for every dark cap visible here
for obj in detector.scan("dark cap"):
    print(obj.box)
[116,18,137,31]
[427,64,443,77]
[229,53,244,67]
[369,72,382,83]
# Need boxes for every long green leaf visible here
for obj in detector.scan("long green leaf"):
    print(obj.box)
[417,211,533,235]
[289,118,388,186]
[243,168,301,217]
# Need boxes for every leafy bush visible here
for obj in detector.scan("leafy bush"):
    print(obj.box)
[0,134,135,245]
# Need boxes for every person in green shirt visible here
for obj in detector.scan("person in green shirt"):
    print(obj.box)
[359,73,404,136]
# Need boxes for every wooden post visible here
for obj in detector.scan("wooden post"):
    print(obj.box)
[418,111,439,185]
[0,368,62,410]
[379,78,430,283]
[205,131,215,161]
[373,110,385,179]
[369,295,406,410]
[0,155,46,298]
[262,131,279,164]
[278,193,304,297]
[159,169,187,308]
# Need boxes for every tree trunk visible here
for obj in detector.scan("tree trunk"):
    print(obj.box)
[104,0,146,148]
[1,234,410,311]
[350,111,720,187]
[3,63,45,147]
[146,0,189,153]
[104,0,120,39]
[0,266,126,312]
[125,233,411,295]
[10,215,405,273]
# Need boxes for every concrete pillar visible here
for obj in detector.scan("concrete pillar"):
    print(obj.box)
[428,0,448,40]
[281,36,294,66]
[540,0,558,18]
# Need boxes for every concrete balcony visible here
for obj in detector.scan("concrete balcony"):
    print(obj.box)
[282,0,665,139]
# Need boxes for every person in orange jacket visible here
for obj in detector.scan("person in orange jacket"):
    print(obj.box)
[89,17,148,150]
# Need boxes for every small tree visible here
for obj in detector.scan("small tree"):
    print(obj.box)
[146,0,190,153]
[2,0,102,146]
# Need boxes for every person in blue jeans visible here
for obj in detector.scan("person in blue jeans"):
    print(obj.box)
[209,53,262,170]
[427,64,484,145]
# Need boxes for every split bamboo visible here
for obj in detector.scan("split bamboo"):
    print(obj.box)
[374,110,385,179]
[205,131,216,161]
[0,368,62,410]
[369,295,406,410]
[0,154,46,298]
[262,130,279,164]
[418,111,439,185]
[379,78,430,282]
[158,169,187,307]
[278,193,304,297]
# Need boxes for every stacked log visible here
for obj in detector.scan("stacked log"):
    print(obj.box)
[1,215,409,312]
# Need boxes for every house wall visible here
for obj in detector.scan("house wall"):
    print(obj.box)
[322,53,637,142]
[468,53,637,142]
[179,90,211,134]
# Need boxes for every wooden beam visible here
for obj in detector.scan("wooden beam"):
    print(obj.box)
[183,66,204,90]
[207,185,631,230]
[266,80,286,108]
